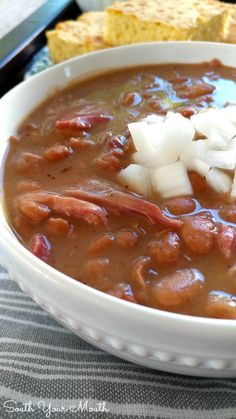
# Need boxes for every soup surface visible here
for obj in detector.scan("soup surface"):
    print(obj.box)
[4,60,236,319]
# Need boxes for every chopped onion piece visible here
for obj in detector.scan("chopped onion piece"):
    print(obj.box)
[221,104,236,126]
[118,164,152,196]
[143,114,164,125]
[181,140,207,168]
[206,150,235,170]
[132,150,170,168]
[128,121,154,153]
[206,168,232,194]
[151,161,193,198]
[231,169,236,199]
[207,127,228,150]
[188,158,210,177]
[191,109,236,139]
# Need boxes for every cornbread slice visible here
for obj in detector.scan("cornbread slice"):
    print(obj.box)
[46,12,109,64]
[222,5,236,43]
[104,0,228,45]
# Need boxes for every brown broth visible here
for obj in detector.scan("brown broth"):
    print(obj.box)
[4,61,236,318]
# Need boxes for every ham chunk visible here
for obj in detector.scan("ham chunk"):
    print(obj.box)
[181,214,216,254]
[17,192,108,226]
[30,233,51,262]
[151,269,204,307]
[64,179,182,228]
[56,114,112,131]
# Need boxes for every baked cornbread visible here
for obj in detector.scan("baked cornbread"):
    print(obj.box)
[46,12,109,63]
[222,5,236,43]
[104,0,228,45]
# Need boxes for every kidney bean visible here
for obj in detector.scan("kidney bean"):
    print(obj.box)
[178,106,196,118]
[206,291,236,319]
[47,217,70,235]
[217,223,236,259]
[181,214,216,254]
[43,145,72,161]
[16,180,41,194]
[132,256,150,292]
[95,152,122,173]
[219,203,236,224]
[69,137,95,149]
[166,197,196,215]
[30,233,51,262]
[188,171,208,193]
[116,229,139,249]
[83,258,110,282]
[177,83,215,99]
[151,269,204,307]
[120,92,142,107]
[14,153,42,173]
[148,98,170,114]
[19,200,50,224]
[88,233,115,254]
[148,231,180,266]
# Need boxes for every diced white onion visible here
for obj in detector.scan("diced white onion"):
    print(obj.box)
[118,164,152,196]
[143,114,164,125]
[128,121,153,153]
[207,127,228,150]
[206,150,235,170]
[206,168,232,194]
[191,109,236,139]
[188,158,210,177]
[132,150,169,168]
[180,140,207,168]
[151,161,193,198]
[127,109,236,199]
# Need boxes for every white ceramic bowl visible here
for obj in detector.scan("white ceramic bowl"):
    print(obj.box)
[1,42,236,377]
[76,0,125,12]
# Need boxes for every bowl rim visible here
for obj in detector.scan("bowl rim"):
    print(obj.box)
[1,40,236,330]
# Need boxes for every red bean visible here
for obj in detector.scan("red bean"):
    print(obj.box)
[166,197,196,215]
[44,145,72,161]
[95,151,122,173]
[206,291,236,319]
[148,231,180,266]
[219,203,236,224]
[150,269,204,307]
[16,180,41,194]
[47,217,70,235]
[177,83,215,99]
[69,137,95,149]
[14,153,42,173]
[88,233,115,254]
[120,92,142,107]
[181,214,216,254]
[116,229,139,249]
[179,106,196,118]
[19,200,50,224]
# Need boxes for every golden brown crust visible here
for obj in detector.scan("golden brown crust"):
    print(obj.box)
[104,0,228,45]
[46,12,109,64]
